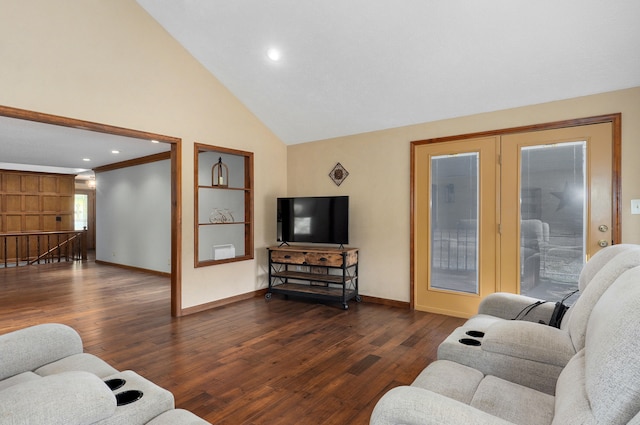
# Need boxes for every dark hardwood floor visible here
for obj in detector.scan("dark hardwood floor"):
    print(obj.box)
[0,259,464,424]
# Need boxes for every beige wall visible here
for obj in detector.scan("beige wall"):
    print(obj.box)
[2,1,638,308]
[288,87,640,303]
[0,0,287,309]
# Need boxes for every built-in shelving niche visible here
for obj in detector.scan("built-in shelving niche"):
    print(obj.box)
[194,143,253,267]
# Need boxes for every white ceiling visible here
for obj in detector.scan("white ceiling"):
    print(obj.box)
[136,0,640,145]
[2,1,639,175]
[0,115,170,177]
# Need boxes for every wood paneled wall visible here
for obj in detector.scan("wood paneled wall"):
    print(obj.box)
[0,170,75,233]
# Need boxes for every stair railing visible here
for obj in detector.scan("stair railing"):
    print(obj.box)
[0,229,87,268]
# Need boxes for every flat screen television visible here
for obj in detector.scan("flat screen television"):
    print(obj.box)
[277,196,349,245]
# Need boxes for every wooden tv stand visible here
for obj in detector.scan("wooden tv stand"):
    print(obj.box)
[266,245,360,310]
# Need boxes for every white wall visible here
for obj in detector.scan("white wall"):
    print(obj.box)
[96,160,171,273]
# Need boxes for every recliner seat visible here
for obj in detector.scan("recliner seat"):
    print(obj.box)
[371,263,640,424]
[0,323,210,424]
[437,244,640,394]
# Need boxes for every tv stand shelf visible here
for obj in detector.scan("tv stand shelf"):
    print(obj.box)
[266,245,360,310]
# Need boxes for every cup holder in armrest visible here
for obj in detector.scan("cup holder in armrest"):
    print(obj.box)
[115,390,144,406]
[459,338,481,346]
[465,330,485,338]
[104,378,126,391]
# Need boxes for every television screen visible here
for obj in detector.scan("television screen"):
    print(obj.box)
[277,196,349,245]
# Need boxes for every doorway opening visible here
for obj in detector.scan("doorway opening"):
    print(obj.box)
[0,105,183,316]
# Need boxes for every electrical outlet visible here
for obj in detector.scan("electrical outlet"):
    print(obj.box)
[632,199,640,215]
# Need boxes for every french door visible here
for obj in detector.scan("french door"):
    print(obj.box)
[412,119,618,318]
[413,136,498,317]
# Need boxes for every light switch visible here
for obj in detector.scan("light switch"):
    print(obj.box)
[632,199,640,215]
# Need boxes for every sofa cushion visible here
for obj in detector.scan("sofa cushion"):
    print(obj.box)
[411,360,483,404]
[576,243,636,292]
[554,244,639,330]
[563,246,640,351]
[371,385,514,425]
[36,353,119,378]
[477,294,557,323]
[551,350,594,425]
[481,320,574,367]
[0,371,40,391]
[458,314,503,331]
[471,375,554,425]
[584,265,640,424]
[0,371,116,425]
[0,323,83,381]
[410,360,555,425]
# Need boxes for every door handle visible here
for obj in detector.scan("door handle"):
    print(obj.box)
[598,240,609,248]
[598,224,609,232]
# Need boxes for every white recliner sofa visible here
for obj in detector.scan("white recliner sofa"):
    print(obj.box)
[437,243,640,394]
[371,261,640,424]
[0,323,210,425]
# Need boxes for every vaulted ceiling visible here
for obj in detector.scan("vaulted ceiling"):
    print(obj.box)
[2,1,639,175]
[136,0,640,145]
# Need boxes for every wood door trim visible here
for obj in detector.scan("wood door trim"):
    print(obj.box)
[0,104,184,317]
[410,113,622,310]
[412,114,621,145]
[93,152,171,173]
[0,105,180,144]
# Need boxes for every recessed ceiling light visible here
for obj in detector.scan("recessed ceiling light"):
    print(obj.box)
[111,150,120,154]
[83,158,91,162]
[266,47,281,62]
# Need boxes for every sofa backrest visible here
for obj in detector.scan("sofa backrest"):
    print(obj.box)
[0,323,83,381]
[576,244,638,292]
[562,246,640,352]
[559,244,634,329]
[583,265,640,424]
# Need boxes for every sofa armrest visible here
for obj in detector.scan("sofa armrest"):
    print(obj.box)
[0,371,116,425]
[478,292,556,323]
[371,386,514,425]
[482,320,575,367]
[0,323,84,380]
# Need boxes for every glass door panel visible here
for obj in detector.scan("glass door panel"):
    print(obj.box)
[520,143,586,300]
[501,123,613,300]
[413,136,498,318]
[430,153,479,294]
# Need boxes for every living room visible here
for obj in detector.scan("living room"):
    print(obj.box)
[1,1,640,424]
